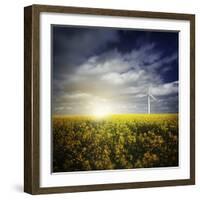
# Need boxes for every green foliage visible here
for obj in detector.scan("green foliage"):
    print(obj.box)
[53,114,178,172]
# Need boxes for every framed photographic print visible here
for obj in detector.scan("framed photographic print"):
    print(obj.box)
[24,4,195,194]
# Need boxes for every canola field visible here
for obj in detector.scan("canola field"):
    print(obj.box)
[53,114,178,172]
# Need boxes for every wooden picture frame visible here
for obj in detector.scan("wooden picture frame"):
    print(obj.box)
[24,4,195,194]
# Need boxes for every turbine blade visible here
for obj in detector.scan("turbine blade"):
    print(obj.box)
[149,94,157,101]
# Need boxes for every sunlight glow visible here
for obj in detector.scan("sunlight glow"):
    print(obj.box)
[92,102,112,117]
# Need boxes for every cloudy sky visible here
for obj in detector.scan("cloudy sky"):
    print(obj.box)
[52,25,178,115]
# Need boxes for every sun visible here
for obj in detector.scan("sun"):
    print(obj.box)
[92,102,112,118]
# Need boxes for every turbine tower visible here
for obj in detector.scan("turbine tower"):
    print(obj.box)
[147,88,157,114]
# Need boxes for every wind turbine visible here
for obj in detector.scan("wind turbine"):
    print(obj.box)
[147,88,157,114]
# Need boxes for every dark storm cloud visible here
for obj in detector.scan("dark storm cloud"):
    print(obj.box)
[53,26,119,80]
[52,26,178,115]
